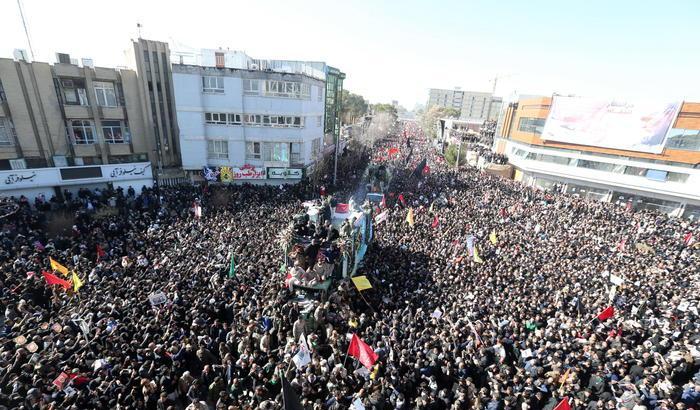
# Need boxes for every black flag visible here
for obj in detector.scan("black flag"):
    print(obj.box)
[412,158,427,179]
[281,374,304,410]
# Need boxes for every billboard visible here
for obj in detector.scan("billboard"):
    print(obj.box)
[541,97,681,153]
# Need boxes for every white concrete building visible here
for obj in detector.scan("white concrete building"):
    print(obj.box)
[172,63,326,182]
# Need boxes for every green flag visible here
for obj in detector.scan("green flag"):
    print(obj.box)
[229,253,236,278]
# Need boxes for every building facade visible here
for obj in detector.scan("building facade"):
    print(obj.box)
[0,52,153,202]
[427,88,501,122]
[172,64,326,181]
[495,96,700,218]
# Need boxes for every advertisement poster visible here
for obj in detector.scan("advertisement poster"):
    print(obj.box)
[542,96,681,153]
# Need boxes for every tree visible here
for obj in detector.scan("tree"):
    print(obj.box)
[444,143,466,167]
[419,105,460,139]
[341,90,369,124]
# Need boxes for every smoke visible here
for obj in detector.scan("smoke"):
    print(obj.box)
[357,112,397,149]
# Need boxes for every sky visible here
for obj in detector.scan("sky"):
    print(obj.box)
[1,0,699,109]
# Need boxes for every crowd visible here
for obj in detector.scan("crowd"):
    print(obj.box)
[0,123,698,410]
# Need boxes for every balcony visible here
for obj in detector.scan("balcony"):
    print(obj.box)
[64,105,92,119]
[98,106,125,120]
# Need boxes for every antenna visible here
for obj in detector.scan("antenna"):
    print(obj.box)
[137,22,142,39]
[16,0,35,60]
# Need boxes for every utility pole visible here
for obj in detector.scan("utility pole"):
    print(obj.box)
[455,134,462,168]
[17,0,35,60]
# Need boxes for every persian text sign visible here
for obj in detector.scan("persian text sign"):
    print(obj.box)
[542,96,681,153]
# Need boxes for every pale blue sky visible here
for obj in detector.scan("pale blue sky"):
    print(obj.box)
[1,0,698,108]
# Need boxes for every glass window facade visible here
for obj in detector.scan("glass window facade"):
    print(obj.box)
[517,117,546,134]
[665,128,700,151]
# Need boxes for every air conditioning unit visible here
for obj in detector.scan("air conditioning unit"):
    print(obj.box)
[81,58,94,68]
[9,159,27,170]
[13,49,29,62]
[56,53,71,64]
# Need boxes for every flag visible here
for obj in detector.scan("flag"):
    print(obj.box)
[49,257,69,276]
[194,204,202,219]
[597,306,615,321]
[374,210,388,225]
[42,271,71,290]
[228,253,236,278]
[423,164,430,175]
[398,193,406,206]
[351,276,372,291]
[380,195,386,208]
[616,237,627,252]
[431,215,439,228]
[71,271,83,292]
[281,375,304,410]
[34,241,45,251]
[96,245,106,262]
[489,230,498,245]
[348,334,378,369]
[335,203,350,213]
[554,397,571,410]
[406,208,414,227]
[388,147,399,156]
[292,333,311,369]
[684,232,695,246]
[609,273,624,286]
[429,201,435,214]
[466,235,475,256]
[558,368,571,392]
[473,246,484,264]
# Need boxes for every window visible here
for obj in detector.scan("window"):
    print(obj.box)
[264,142,289,162]
[243,79,260,95]
[262,80,310,98]
[517,117,546,135]
[205,112,228,125]
[666,128,700,152]
[207,140,228,159]
[645,169,667,182]
[576,159,616,172]
[215,52,225,68]
[70,120,95,144]
[61,78,88,106]
[623,166,647,176]
[317,116,322,127]
[317,86,323,102]
[311,138,321,155]
[290,142,302,164]
[202,76,224,93]
[228,113,241,125]
[246,142,261,160]
[102,120,128,143]
[0,119,14,145]
[94,82,118,107]
[0,79,6,102]
[666,172,689,183]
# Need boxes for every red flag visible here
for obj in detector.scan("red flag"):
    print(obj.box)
[423,165,430,175]
[42,271,71,290]
[96,245,106,262]
[347,334,378,369]
[554,397,571,410]
[597,306,615,321]
[398,194,405,206]
[616,238,627,252]
[431,215,439,228]
[684,232,695,246]
[380,195,386,209]
[335,203,349,213]
[388,147,399,156]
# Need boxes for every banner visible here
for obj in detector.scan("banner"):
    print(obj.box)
[542,96,681,153]
[201,165,266,181]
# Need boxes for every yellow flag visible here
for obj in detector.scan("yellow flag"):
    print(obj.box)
[351,275,372,291]
[489,230,498,245]
[406,208,414,227]
[370,363,380,380]
[559,368,571,392]
[50,257,69,276]
[473,246,484,264]
[71,271,83,292]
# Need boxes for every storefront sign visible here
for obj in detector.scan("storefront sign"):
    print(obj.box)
[4,171,37,185]
[267,167,303,179]
[202,165,266,182]
[107,164,151,179]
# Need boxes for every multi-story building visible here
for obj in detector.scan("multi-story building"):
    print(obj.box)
[495,96,700,218]
[0,51,154,201]
[171,47,340,183]
[427,88,501,121]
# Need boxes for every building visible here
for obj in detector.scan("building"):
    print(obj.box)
[127,39,183,184]
[170,47,341,183]
[495,96,700,218]
[427,88,501,121]
[0,51,153,202]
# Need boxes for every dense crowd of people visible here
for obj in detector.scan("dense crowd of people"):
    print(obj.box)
[0,123,698,410]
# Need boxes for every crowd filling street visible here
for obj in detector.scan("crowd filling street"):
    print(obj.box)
[0,123,699,410]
